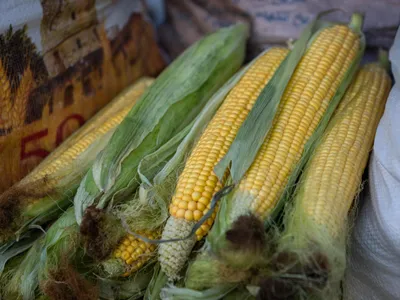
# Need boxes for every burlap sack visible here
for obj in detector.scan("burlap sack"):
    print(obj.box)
[159,0,400,59]
[0,0,165,193]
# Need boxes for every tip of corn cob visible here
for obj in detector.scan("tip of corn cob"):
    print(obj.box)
[103,229,160,277]
[158,217,197,279]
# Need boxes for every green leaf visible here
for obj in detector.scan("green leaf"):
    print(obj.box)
[98,267,153,300]
[144,263,168,300]
[74,24,248,224]
[160,285,236,300]
[0,230,42,275]
[5,237,44,300]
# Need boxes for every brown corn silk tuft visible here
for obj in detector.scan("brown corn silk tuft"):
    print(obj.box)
[80,205,124,261]
[225,214,265,253]
[41,263,98,300]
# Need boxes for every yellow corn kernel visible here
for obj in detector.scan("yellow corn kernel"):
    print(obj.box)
[112,229,160,276]
[160,48,289,279]
[169,48,289,240]
[20,78,154,206]
[235,24,361,220]
[298,62,391,237]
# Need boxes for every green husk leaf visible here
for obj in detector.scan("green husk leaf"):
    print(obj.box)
[160,284,236,300]
[98,267,154,300]
[4,237,43,300]
[144,263,168,300]
[222,287,256,300]
[118,64,252,231]
[36,208,81,287]
[74,24,248,224]
[0,230,43,274]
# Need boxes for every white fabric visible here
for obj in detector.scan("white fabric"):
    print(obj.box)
[345,26,400,300]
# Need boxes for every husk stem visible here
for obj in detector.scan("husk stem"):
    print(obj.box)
[378,49,390,71]
[144,263,168,300]
[185,253,252,291]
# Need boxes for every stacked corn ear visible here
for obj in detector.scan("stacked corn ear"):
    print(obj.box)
[37,208,90,300]
[0,25,248,298]
[204,14,364,269]
[73,24,248,226]
[0,78,153,243]
[182,14,365,293]
[271,55,391,299]
[159,48,290,279]
[99,63,256,278]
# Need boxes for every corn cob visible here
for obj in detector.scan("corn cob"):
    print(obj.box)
[223,22,361,228]
[183,18,365,289]
[103,229,161,277]
[289,59,391,238]
[159,48,289,279]
[0,78,153,242]
[25,78,153,186]
[272,56,391,299]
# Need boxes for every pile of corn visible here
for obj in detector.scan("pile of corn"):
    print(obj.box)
[0,12,394,300]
